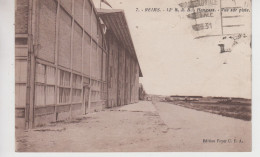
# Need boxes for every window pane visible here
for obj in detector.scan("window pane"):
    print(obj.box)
[59,70,71,87]
[36,63,45,83]
[35,85,45,106]
[59,87,70,104]
[46,66,55,85]
[72,74,82,89]
[46,85,55,105]
[72,89,82,103]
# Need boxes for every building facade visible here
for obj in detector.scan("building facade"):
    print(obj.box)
[15,0,142,129]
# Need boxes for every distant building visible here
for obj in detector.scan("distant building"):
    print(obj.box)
[169,95,203,101]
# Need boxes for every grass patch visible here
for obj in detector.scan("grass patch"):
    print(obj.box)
[167,101,251,121]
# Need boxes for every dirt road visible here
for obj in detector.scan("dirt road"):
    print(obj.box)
[16,101,251,152]
[154,101,251,151]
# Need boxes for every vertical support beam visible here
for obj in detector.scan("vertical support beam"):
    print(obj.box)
[54,0,61,121]
[95,40,99,107]
[28,43,36,128]
[105,47,108,107]
[44,65,47,105]
[117,45,120,106]
[129,56,132,104]
[99,21,104,106]
[69,0,75,120]
[96,41,98,80]
[88,87,92,112]
[132,59,134,103]
[106,32,110,108]
[88,3,93,112]
[101,46,103,106]
[27,0,38,129]
[124,49,127,105]
[81,0,85,114]
[25,0,33,129]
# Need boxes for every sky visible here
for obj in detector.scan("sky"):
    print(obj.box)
[93,0,251,98]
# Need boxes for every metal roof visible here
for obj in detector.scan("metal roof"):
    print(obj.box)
[97,9,143,77]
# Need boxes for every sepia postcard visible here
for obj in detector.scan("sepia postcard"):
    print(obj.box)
[14,0,252,152]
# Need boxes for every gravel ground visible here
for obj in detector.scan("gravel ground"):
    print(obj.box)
[15,101,251,152]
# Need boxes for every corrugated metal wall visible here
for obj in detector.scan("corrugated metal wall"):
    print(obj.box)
[74,0,84,26]
[106,31,140,107]
[134,64,140,102]
[130,58,135,103]
[58,8,71,68]
[15,0,109,128]
[125,51,131,105]
[84,0,92,34]
[117,46,125,106]
[15,0,141,129]
[107,32,117,107]
[15,0,29,34]
[72,22,82,72]
[38,0,57,63]
[60,0,72,14]
[83,33,91,76]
